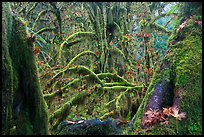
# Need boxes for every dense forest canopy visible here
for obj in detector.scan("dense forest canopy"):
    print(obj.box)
[2,2,202,135]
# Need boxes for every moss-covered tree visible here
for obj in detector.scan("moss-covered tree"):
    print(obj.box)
[2,2,49,135]
[129,2,202,135]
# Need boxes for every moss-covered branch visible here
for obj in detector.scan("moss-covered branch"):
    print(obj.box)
[36,27,56,35]
[44,66,104,101]
[26,2,38,18]
[32,10,50,30]
[110,47,126,60]
[103,86,143,91]
[103,82,133,87]
[67,50,98,66]
[97,73,135,86]
[49,90,87,129]
[58,31,96,64]
[60,31,95,49]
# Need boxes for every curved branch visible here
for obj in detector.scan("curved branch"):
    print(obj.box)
[44,66,104,101]
[110,47,126,59]
[67,50,98,66]
[97,73,135,87]
[32,9,50,30]
[58,31,95,64]
[36,27,56,35]
[26,2,38,18]
[49,90,87,129]
[103,86,143,91]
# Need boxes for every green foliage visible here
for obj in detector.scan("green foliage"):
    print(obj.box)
[10,2,202,135]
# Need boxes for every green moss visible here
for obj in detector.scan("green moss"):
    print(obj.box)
[1,5,50,134]
[58,31,96,65]
[131,16,202,135]
[67,50,98,66]
[132,67,161,130]
[163,68,171,83]
[2,2,14,134]
[49,90,88,130]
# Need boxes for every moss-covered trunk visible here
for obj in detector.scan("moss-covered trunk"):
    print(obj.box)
[2,2,48,135]
[130,11,202,135]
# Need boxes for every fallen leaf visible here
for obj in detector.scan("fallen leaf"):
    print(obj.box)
[170,106,186,120]
[163,107,172,116]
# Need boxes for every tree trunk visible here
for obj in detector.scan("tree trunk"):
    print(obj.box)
[2,2,49,135]
[130,15,202,135]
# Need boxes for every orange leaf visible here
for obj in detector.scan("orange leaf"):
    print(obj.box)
[136,32,143,38]
[163,107,172,116]
[37,60,43,66]
[109,41,113,46]
[126,34,131,39]
[33,46,40,55]
[49,73,53,76]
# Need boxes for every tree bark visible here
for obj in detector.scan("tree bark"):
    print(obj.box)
[2,2,49,135]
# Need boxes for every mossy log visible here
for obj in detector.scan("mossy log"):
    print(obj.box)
[2,3,48,135]
[130,17,202,135]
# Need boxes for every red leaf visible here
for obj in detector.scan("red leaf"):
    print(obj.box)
[33,46,40,55]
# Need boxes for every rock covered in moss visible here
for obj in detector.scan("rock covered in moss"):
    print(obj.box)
[56,118,124,135]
